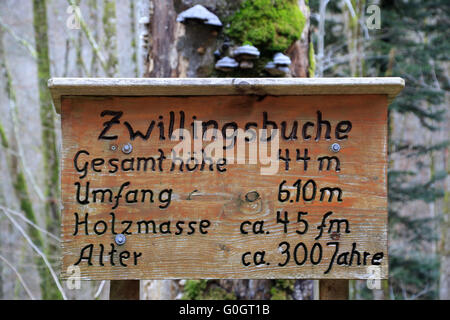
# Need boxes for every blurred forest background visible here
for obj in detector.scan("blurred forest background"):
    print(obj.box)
[0,0,448,300]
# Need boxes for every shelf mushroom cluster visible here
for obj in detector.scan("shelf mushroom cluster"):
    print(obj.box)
[215,44,260,72]
[138,14,150,52]
[265,53,292,76]
[177,5,292,76]
[214,56,239,72]
[233,44,260,69]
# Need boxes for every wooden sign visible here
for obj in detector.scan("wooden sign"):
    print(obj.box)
[49,78,404,280]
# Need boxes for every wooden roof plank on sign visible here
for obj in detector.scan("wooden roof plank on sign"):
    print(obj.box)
[48,77,405,114]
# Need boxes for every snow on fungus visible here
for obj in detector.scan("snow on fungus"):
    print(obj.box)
[277,66,290,75]
[176,5,222,27]
[273,52,291,66]
[215,56,239,72]
[233,44,260,60]
[265,61,289,76]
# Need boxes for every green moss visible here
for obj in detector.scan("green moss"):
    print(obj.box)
[182,280,236,300]
[33,0,62,300]
[225,0,306,53]
[270,279,295,300]
[102,0,118,75]
[0,123,8,148]
[129,0,138,77]
[270,287,288,300]
[204,287,237,300]
[183,280,208,300]
[308,41,316,77]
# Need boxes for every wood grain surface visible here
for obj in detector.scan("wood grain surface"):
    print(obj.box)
[60,94,388,280]
[49,77,405,113]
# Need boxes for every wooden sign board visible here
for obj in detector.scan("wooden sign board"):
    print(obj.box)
[49,78,404,280]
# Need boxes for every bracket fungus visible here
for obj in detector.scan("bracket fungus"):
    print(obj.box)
[215,56,238,72]
[176,5,222,27]
[264,61,283,76]
[277,66,290,76]
[273,52,291,66]
[264,53,292,76]
[233,44,260,61]
[264,61,290,76]
[239,61,254,69]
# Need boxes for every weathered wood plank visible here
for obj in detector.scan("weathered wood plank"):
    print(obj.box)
[49,77,404,113]
[59,94,390,280]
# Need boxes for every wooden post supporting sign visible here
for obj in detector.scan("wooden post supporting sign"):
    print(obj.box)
[109,280,140,300]
[319,279,349,300]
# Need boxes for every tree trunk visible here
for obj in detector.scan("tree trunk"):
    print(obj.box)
[32,0,61,300]
[1,24,48,300]
[143,0,313,300]
[439,93,450,299]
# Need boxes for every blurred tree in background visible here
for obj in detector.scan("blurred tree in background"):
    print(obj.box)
[309,0,449,299]
[377,0,449,300]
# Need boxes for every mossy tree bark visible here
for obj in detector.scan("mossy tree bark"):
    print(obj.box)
[130,0,139,77]
[102,0,118,76]
[144,0,313,300]
[287,0,312,77]
[0,27,53,300]
[32,0,62,300]
[88,0,100,75]
[343,1,364,299]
